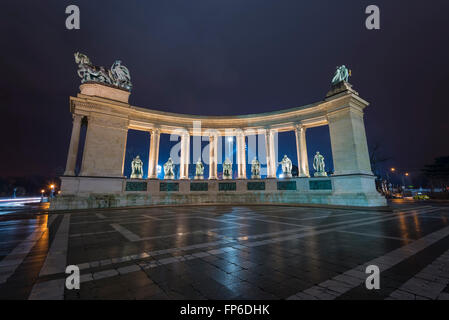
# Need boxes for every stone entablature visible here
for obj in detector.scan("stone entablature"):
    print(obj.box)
[70,84,367,135]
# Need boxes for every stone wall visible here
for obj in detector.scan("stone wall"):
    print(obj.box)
[50,175,387,210]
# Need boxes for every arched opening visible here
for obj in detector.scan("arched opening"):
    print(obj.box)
[306,126,333,176]
[75,116,88,176]
[277,131,297,177]
[123,130,150,178]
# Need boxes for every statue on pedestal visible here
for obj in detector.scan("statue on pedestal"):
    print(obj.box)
[251,157,261,179]
[195,158,204,180]
[163,158,175,180]
[313,151,327,177]
[223,158,233,180]
[74,52,133,91]
[281,155,292,178]
[130,155,143,179]
[331,65,351,85]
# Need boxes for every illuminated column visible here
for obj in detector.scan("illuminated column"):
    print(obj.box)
[264,129,277,178]
[295,124,310,177]
[208,133,218,179]
[80,115,128,177]
[64,114,83,176]
[328,106,373,175]
[180,131,190,179]
[148,129,160,179]
[236,130,246,179]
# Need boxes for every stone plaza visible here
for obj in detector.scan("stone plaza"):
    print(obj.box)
[1,202,449,300]
[3,55,448,301]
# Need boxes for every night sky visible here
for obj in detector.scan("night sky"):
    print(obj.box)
[1,1,448,180]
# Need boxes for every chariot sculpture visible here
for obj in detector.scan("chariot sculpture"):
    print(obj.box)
[74,52,132,91]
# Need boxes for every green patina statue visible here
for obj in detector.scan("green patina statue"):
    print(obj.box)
[331,65,351,85]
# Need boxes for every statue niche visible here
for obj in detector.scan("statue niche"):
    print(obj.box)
[223,159,233,180]
[194,158,204,180]
[130,155,143,179]
[281,155,292,178]
[163,158,175,180]
[251,157,261,179]
[313,151,327,177]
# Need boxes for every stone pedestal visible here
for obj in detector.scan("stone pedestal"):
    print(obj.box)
[251,174,261,179]
[194,175,204,180]
[80,83,130,103]
[80,115,128,178]
[52,175,387,211]
[326,81,358,99]
[314,172,328,177]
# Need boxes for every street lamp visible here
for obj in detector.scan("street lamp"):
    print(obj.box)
[40,189,45,202]
[50,184,55,199]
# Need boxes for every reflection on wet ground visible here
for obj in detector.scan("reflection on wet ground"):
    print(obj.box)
[1,202,449,300]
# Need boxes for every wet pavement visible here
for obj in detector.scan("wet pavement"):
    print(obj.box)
[1,202,449,300]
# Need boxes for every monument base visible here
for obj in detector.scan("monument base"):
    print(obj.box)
[314,172,328,177]
[223,175,232,180]
[51,174,387,211]
[194,175,204,180]
[251,175,261,179]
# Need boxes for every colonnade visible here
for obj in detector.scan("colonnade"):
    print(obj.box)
[64,122,312,180]
[63,81,374,182]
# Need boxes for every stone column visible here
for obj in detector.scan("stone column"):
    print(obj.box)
[208,134,218,179]
[295,124,310,177]
[148,129,160,179]
[264,129,277,178]
[180,131,190,179]
[64,114,83,176]
[80,115,128,177]
[236,131,246,179]
[327,106,373,176]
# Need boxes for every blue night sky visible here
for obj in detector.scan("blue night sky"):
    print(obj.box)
[1,1,448,180]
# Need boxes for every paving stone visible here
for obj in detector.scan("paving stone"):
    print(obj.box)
[93,269,119,280]
[2,204,449,300]
[117,265,141,275]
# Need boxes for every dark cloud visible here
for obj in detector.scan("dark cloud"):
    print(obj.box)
[0,0,448,177]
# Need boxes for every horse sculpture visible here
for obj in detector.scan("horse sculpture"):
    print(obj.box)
[74,52,132,91]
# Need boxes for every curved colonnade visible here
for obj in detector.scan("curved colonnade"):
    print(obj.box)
[52,82,386,210]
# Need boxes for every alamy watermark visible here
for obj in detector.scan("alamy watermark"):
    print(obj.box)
[65,5,80,30]
[365,5,380,30]
[365,265,380,290]
[65,265,80,290]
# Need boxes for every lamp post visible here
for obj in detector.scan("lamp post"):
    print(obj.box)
[50,184,55,199]
[40,189,45,202]
[388,168,411,198]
